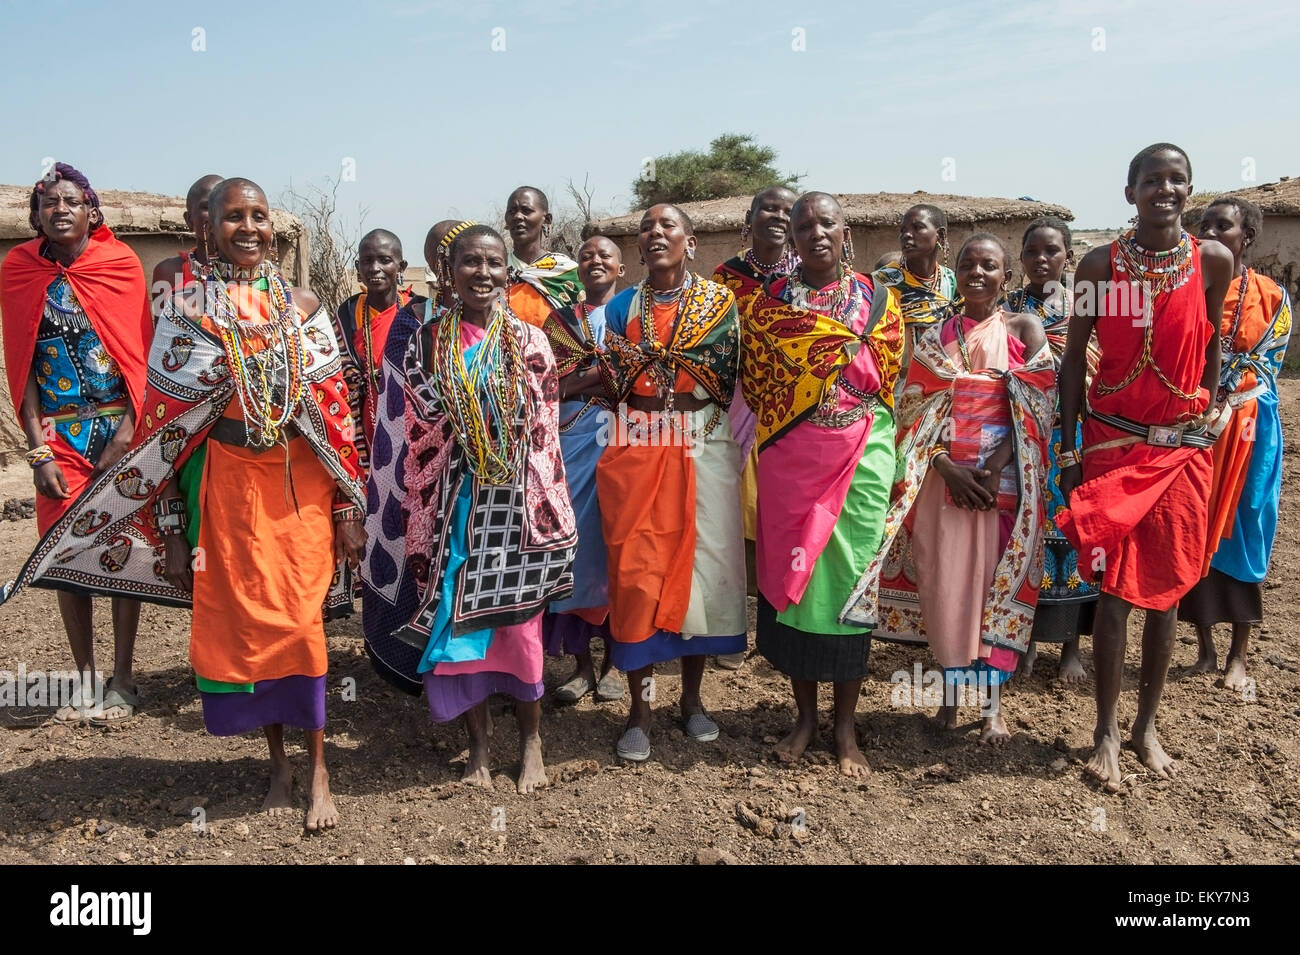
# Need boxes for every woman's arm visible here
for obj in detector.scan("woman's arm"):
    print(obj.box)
[1057,247,1107,502]
[20,368,69,500]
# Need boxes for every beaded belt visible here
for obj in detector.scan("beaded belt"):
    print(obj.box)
[809,383,880,430]
[46,399,128,425]
[1085,408,1216,452]
[208,417,300,452]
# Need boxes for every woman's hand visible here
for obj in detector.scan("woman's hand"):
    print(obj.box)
[334,518,367,569]
[933,454,994,510]
[92,432,132,478]
[164,534,193,592]
[33,461,70,500]
[1059,463,1082,504]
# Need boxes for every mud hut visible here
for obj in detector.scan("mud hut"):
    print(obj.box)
[0,184,308,451]
[585,191,1073,286]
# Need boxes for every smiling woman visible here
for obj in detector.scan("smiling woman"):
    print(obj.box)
[0,162,153,727]
[597,203,747,763]
[2,176,367,832]
[505,186,583,326]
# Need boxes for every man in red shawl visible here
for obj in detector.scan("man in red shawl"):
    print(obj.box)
[0,162,153,725]
[1058,144,1233,792]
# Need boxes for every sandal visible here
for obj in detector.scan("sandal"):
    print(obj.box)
[52,701,93,726]
[554,673,595,704]
[595,669,625,702]
[615,726,651,762]
[90,680,139,726]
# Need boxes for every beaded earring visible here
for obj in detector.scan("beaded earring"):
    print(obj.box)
[939,236,949,265]
[269,233,279,264]
[543,223,552,240]
[740,220,752,243]
[396,271,406,288]
[205,232,219,261]
[686,247,695,260]
[841,230,856,268]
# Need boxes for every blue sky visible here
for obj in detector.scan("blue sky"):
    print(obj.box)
[3,0,1293,258]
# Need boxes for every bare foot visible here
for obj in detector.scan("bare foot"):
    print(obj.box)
[1190,650,1218,674]
[773,718,817,763]
[833,728,870,778]
[979,711,1010,746]
[305,767,338,832]
[1058,642,1087,684]
[1131,726,1178,780]
[932,703,959,731]
[1022,642,1037,677]
[1084,729,1125,793]
[262,762,294,815]
[462,738,493,789]
[517,733,548,794]
[1223,655,1249,692]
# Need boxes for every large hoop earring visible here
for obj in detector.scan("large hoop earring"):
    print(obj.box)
[269,233,280,264]
[205,232,219,261]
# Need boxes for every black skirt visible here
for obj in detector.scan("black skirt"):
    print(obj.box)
[756,596,872,682]
[1031,600,1096,643]
[1177,568,1263,626]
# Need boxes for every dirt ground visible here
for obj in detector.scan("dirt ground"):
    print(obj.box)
[0,384,1297,866]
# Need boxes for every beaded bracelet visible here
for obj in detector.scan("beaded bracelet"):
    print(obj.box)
[928,445,950,462]
[333,504,363,523]
[25,445,55,469]
[152,496,189,537]
[1056,448,1082,470]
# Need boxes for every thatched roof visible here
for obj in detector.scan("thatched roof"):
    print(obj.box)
[1184,177,1300,224]
[0,184,303,241]
[587,191,1072,237]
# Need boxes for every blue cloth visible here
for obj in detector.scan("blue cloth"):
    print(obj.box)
[608,630,746,671]
[34,275,125,461]
[1041,419,1099,603]
[943,659,1013,687]
[1211,387,1283,583]
[416,336,494,673]
[552,304,609,614]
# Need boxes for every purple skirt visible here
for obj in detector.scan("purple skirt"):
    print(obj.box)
[542,612,612,657]
[423,671,544,723]
[200,674,326,736]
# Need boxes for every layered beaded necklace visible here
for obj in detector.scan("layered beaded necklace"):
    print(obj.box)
[1113,229,1195,297]
[206,259,305,447]
[355,288,406,430]
[789,268,861,322]
[429,302,530,484]
[1097,230,1200,401]
[627,272,724,440]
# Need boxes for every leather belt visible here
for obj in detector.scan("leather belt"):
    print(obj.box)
[208,417,300,452]
[1085,408,1216,453]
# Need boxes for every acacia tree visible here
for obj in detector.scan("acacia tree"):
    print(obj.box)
[281,178,368,314]
[631,134,802,209]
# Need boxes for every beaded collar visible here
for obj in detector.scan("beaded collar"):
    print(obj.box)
[212,259,274,283]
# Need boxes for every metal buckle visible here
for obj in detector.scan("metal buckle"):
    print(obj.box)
[1146,425,1181,447]
[75,402,98,421]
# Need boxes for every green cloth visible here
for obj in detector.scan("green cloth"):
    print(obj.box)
[178,442,205,549]
[195,674,254,694]
[775,412,896,635]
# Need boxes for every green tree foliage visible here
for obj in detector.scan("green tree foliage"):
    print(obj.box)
[631,134,803,209]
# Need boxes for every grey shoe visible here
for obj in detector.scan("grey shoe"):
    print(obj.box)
[716,652,746,670]
[684,711,720,743]
[616,726,652,762]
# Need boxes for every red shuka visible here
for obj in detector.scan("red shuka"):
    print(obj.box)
[1057,238,1214,610]
[0,227,153,531]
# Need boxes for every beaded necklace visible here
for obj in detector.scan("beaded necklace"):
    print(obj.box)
[744,247,798,277]
[1221,267,1250,356]
[789,268,860,321]
[1113,229,1195,297]
[1096,230,1201,401]
[205,260,305,447]
[628,273,724,441]
[429,302,530,484]
[355,288,406,432]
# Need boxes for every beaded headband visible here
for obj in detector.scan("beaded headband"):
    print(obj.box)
[439,220,478,251]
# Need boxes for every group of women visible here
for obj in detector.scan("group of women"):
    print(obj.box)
[0,143,1289,827]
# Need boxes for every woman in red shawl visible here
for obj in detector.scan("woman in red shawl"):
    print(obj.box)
[1058,144,1233,792]
[0,163,152,725]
